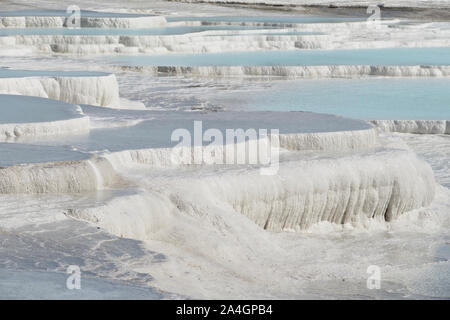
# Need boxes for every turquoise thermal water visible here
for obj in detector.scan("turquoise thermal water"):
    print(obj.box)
[227,78,450,120]
[0,95,84,123]
[108,48,450,67]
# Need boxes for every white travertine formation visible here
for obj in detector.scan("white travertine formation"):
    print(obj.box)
[372,120,450,134]
[0,126,380,192]
[0,15,167,28]
[0,116,90,139]
[163,0,450,9]
[0,74,120,107]
[68,148,435,233]
[122,65,450,78]
[7,32,450,54]
[0,157,118,194]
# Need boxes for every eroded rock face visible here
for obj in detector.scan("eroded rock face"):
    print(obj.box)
[0,72,120,107]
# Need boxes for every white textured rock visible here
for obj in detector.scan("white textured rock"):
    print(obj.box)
[0,15,167,28]
[372,120,450,134]
[4,19,450,55]
[7,33,323,55]
[0,116,90,139]
[122,65,450,78]
[0,157,118,194]
[0,74,120,107]
[68,148,436,233]
[103,127,378,169]
[80,16,167,28]
[9,32,450,55]
[278,128,378,150]
[0,125,379,193]
[164,0,450,9]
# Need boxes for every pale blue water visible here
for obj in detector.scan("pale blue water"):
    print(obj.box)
[0,25,287,36]
[0,143,89,166]
[0,9,154,18]
[0,69,108,78]
[0,95,83,123]
[0,109,369,166]
[231,78,450,120]
[109,48,450,67]
[166,16,366,23]
[25,109,370,153]
[0,269,163,300]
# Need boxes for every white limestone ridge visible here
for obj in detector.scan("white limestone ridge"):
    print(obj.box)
[0,124,435,231]
[0,116,90,140]
[163,0,450,9]
[0,73,120,107]
[0,157,119,194]
[121,65,450,78]
[6,32,450,55]
[67,148,436,233]
[0,126,378,192]
[0,15,167,28]
[371,120,450,134]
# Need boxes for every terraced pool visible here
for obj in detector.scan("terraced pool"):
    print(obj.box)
[108,47,450,67]
[212,78,450,120]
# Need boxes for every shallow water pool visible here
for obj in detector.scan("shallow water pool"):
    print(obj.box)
[0,143,89,166]
[0,95,83,123]
[0,269,164,300]
[20,109,370,153]
[212,78,450,120]
[109,48,450,67]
